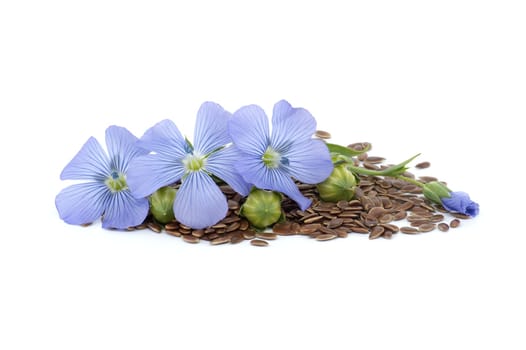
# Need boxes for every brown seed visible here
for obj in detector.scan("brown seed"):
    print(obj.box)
[393,210,407,220]
[303,215,324,224]
[250,239,269,247]
[365,156,385,164]
[418,223,436,232]
[400,226,419,234]
[147,222,162,233]
[256,232,277,240]
[225,222,241,232]
[451,213,471,219]
[369,226,385,240]
[314,130,331,139]
[357,153,368,162]
[316,233,338,241]
[242,231,256,240]
[379,214,393,224]
[165,222,179,230]
[192,229,205,238]
[299,223,322,234]
[415,161,430,169]
[80,222,92,227]
[272,222,293,234]
[382,230,393,239]
[227,200,240,210]
[450,219,461,228]
[182,235,200,244]
[239,220,249,231]
[210,236,231,245]
[368,206,388,218]
[327,218,344,229]
[230,232,245,244]
[380,223,399,233]
[438,223,450,232]
[165,229,182,237]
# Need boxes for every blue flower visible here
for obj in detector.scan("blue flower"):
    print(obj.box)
[55,126,150,229]
[423,181,479,217]
[441,191,480,217]
[127,102,251,229]
[229,100,334,210]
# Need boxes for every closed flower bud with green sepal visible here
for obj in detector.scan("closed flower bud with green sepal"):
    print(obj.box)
[149,186,176,224]
[240,188,283,229]
[317,165,357,202]
[422,181,451,204]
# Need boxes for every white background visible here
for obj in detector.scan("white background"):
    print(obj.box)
[1,1,525,349]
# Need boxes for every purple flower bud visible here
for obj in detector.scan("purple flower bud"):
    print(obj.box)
[441,191,480,217]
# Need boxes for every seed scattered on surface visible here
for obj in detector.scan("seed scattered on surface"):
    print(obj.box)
[210,236,231,245]
[256,232,278,240]
[147,222,162,233]
[450,219,461,228]
[415,161,430,169]
[136,140,474,246]
[316,233,338,241]
[182,235,200,244]
[369,226,385,239]
[314,130,332,139]
[400,226,419,234]
[418,223,436,232]
[251,239,269,247]
[438,223,449,232]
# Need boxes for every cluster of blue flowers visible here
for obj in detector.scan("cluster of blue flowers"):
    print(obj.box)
[56,99,479,230]
[56,100,334,229]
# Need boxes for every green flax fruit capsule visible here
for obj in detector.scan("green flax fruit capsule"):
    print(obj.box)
[317,165,357,202]
[149,186,176,224]
[240,188,283,229]
[422,181,451,204]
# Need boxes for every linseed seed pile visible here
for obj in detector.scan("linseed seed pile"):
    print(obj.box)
[123,139,471,246]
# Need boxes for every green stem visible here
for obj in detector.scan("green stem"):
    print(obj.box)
[396,175,424,188]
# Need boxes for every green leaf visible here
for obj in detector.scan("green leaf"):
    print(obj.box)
[347,153,421,177]
[326,142,371,157]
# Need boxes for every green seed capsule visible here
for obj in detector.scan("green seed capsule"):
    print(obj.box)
[316,165,357,202]
[149,186,176,224]
[240,188,283,229]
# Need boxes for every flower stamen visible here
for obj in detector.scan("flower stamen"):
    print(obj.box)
[105,171,128,193]
[183,153,206,172]
[262,147,283,169]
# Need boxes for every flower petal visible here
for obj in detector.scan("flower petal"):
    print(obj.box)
[55,182,109,225]
[60,137,110,181]
[102,190,149,229]
[230,104,270,155]
[127,153,185,198]
[193,102,232,155]
[105,125,148,173]
[235,157,311,210]
[283,139,333,184]
[173,171,228,229]
[441,191,480,217]
[205,145,251,196]
[136,119,188,158]
[270,100,317,151]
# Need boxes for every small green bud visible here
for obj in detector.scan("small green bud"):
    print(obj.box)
[240,188,283,229]
[422,181,451,204]
[317,165,357,202]
[149,186,176,224]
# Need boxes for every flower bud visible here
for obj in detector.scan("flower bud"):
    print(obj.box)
[149,186,176,224]
[422,181,451,204]
[316,165,357,202]
[240,188,283,229]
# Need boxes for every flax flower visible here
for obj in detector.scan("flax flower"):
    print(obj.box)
[55,126,150,229]
[127,102,250,229]
[229,100,333,210]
